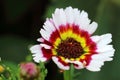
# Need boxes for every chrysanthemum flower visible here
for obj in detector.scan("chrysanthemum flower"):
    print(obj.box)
[30,7,115,71]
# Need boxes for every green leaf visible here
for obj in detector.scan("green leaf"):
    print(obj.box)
[38,62,48,80]
[0,61,18,80]
[0,35,33,63]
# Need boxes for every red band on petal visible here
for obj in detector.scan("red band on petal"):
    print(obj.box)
[41,47,53,60]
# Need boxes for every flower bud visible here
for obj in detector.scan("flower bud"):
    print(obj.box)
[20,62,39,80]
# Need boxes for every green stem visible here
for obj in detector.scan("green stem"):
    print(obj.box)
[63,64,74,80]
[39,62,48,80]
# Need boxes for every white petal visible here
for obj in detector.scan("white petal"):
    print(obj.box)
[86,60,102,71]
[40,44,51,49]
[91,33,113,53]
[92,49,115,61]
[97,45,114,52]
[51,7,98,35]
[64,7,75,24]
[73,61,85,69]
[52,8,66,28]
[87,22,98,34]
[73,8,81,24]
[52,57,69,70]
[40,29,50,40]
[97,33,112,46]
[76,10,91,31]
[37,38,44,42]
[30,45,42,55]
[91,35,100,42]
[86,49,115,71]
[91,33,112,45]
[44,19,56,33]
[30,45,47,63]
[33,53,47,63]
[39,19,57,41]
[87,33,115,71]
[64,59,84,69]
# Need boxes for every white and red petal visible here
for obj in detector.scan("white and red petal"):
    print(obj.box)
[75,10,90,30]
[64,7,75,24]
[91,33,112,46]
[86,60,103,71]
[92,49,115,61]
[37,38,44,42]
[30,45,47,62]
[86,33,115,71]
[52,7,98,35]
[52,8,67,28]
[97,33,112,46]
[30,45,53,63]
[86,50,115,71]
[86,22,98,34]
[64,59,85,69]
[40,44,51,49]
[43,19,56,33]
[52,56,70,70]
[40,19,57,41]
[92,33,114,53]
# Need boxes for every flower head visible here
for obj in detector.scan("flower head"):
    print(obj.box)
[20,62,39,80]
[30,7,115,71]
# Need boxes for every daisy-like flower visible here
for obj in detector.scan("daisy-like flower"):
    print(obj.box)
[30,7,115,71]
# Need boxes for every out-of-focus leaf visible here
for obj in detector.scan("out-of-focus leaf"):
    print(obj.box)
[0,61,18,80]
[111,0,120,7]
[39,62,48,80]
[0,35,33,63]
[95,0,112,34]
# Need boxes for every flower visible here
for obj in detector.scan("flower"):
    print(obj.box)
[30,7,115,71]
[20,62,39,80]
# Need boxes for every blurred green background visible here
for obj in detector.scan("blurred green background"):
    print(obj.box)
[0,0,120,80]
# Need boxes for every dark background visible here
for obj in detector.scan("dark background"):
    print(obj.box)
[0,0,120,80]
